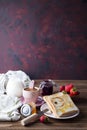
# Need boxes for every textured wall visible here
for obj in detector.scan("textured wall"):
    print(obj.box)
[0,0,87,79]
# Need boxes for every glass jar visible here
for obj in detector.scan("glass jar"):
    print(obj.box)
[39,79,53,96]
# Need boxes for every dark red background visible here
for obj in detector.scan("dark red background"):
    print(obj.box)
[0,0,87,79]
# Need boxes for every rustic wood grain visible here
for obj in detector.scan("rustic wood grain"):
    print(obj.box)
[0,80,87,130]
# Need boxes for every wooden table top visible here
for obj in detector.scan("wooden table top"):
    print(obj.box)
[0,80,87,130]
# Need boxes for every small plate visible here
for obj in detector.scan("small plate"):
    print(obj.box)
[20,96,45,107]
[36,96,45,107]
[40,103,80,119]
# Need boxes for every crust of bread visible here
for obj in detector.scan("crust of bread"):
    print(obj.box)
[43,92,79,118]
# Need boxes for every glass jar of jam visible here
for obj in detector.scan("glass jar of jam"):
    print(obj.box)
[39,79,53,96]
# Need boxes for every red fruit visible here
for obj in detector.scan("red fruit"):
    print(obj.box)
[70,87,79,96]
[59,85,65,92]
[65,84,73,93]
[40,115,49,123]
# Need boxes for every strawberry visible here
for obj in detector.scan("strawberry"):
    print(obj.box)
[59,85,65,92]
[70,87,80,96]
[40,115,49,123]
[65,84,73,93]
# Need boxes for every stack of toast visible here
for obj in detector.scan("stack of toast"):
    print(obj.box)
[43,92,79,118]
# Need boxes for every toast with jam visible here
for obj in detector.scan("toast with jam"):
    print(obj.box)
[43,92,79,118]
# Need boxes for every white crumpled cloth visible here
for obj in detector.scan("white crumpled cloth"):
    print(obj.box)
[0,70,31,94]
[0,70,31,121]
[0,94,22,121]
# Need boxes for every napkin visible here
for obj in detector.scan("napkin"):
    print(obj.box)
[0,94,22,121]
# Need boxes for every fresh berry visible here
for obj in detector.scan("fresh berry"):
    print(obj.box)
[65,84,73,93]
[70,87,79,96]
[59,85,65,92]
[40,115,49,123]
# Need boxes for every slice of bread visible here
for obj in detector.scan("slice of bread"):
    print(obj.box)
[43,92,79,118]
